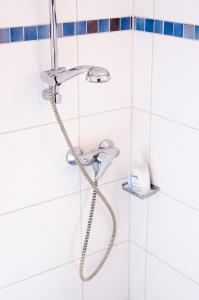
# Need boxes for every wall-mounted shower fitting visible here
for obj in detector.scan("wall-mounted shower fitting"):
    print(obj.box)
[66,139,120,182]
[41,65,111,103]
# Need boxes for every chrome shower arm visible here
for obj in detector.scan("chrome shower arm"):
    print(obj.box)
[49,0,58,70]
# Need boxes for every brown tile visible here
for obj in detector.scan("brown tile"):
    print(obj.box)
[87,20,98,34]
[110,18,120,31]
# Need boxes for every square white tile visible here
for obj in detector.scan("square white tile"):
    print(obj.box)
[77,0,132,20]
[148,192,199,283]
[152,35,199,130]
[155,0,199,24]
[0,261,82,300]
[0,193,81,288]
[146,254,199,300]
[150,115,199,209]
[78,32,132,116]
[0,119,80,214]
[81,179,130,254]
[134,0,154,18]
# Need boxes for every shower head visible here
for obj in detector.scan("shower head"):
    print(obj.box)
[86,67,111,83]
[41,65,111,87]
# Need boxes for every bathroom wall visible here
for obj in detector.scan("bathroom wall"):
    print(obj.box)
[130,0,199,299]
[0,1,133,299]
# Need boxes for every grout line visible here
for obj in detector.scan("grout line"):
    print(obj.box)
[0,106,131,137]
[133,106,199,133]
[130,240,199,288]
[0,240,129,292]
[0,176,127,218]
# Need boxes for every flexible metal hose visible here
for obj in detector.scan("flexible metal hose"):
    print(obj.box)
[48,87,117,281]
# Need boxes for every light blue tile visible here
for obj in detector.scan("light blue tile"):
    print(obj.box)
[57,23,63,37]
[174,23,183,37]
[10,27,23,42]
[99,19,109,32]
[184,24,195,39]
[24,26,37,41]
[0,28,10,43]
[154,20,163,34]
[135,17,145,31]
[76,21,87,35]
[195,26,199,40]
[37,25,50,40]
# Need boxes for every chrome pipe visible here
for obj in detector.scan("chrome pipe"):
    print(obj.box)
[49,0,58,70]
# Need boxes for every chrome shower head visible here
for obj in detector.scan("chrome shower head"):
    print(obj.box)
[86,67,111,83]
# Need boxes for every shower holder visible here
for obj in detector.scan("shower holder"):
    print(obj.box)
[122,182,159,199]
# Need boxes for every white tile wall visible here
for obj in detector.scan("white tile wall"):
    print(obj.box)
[78,31,132,116]
[0,193,81,288]
[130,1,199,299]
[77,0,133,20]
[81,179,129,254]
[0,0,76,27]
[130,243,146,300]
[132,31,153,112]
[0,261,82,300]
[146,254,199,300]
[83,243,129,300]
[152,35,199,130]
[0,0,132,297]
[155,0,199,24]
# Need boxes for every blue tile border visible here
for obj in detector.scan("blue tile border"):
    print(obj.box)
[1,16,199,44]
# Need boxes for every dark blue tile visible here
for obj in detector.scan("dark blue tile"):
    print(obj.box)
[76,21,87,35]
[37,25,50,39]
[120,17,131,30]
[10,27,23,42]
[164,21,174,36]
[174,23,183,37]
[154,20,163,34]
[184,24,195,39]
[195,26,199,40]
[57,23,63,37]
[135,17,145,31]
[145,19,154,33]
[99,19,109,32]
[63,22,75,36]
[0,28,10,43]
[24,26,37,41]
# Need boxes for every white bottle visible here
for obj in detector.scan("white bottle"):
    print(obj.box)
[128,155,151,196]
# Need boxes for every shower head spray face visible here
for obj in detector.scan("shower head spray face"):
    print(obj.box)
[86,67,111,83]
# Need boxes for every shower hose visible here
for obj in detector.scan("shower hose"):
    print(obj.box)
[48,87,117,282]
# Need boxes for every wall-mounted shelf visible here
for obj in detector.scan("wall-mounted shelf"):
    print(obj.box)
[122,182,159,199]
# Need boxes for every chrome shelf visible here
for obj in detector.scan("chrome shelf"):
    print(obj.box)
[122,182,159,199]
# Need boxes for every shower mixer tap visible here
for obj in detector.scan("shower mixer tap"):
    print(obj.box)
[66,139,120,182]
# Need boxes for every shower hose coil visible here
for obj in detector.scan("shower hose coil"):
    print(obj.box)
[49,87,117,282]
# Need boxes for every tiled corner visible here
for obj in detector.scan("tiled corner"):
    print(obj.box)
[83,243,129,300]
[130,243,146,300]
[81,179,130,255]
[132,31,153,112]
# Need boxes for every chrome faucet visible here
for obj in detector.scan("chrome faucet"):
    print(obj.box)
[66,139,120,182]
